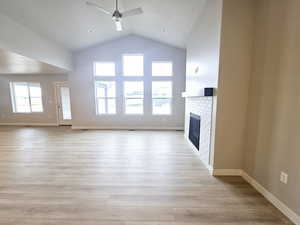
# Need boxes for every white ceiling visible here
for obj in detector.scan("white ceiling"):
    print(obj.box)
[0,49,68,74]
[0,0,206,51]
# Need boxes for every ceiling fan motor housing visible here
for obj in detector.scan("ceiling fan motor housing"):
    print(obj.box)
[112,10,122,20]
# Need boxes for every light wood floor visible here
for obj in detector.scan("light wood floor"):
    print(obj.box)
[0,126,293,225]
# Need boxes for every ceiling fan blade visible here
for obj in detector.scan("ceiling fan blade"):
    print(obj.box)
[115,20,123,32]
[86,1,112,15]
[121,8,143,18]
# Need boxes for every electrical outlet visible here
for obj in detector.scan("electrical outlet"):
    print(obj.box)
[280,172,288,184]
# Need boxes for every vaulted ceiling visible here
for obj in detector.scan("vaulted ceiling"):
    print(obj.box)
[0,49,68,74]
[0,0,206,51]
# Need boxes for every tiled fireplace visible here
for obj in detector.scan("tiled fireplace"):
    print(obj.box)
[184,96,214,167]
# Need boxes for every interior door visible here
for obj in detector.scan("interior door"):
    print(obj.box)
[56,82,72,125]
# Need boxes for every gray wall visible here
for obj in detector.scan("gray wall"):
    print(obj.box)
[213,0,256,169]
[244,0,300,216]
[71,34,186,129]
[184,0,300,219]
[0,74,67,125]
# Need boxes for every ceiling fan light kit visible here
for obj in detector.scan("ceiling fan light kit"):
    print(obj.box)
[115,19,122,31]
[86,0,143,32]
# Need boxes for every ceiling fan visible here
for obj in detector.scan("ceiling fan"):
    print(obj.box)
[86,0,143,32]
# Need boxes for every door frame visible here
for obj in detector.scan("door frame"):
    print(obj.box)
[54,82,72,126]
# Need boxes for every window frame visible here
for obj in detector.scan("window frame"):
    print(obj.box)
[151,81,173,116]
[122,54,144,77]
[94,61,116,77]
[59,86,72,121]
[94,81,117,115]
[123,81,144,115]
[10,82,44,114]
[151,61,173,77]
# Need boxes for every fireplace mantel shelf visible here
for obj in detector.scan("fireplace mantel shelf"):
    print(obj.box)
[182,92,213,98]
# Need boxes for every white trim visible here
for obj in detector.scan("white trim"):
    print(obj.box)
[182,92,207,98]
[10,82,44,113]
[241,171,300,225]
[203,162,214,175]
[212,169,300,225]
[0,123,58,127]
[212,169,243,176]
[182,93,203,98]
[95,81,117,115]
[54,82,72,125]
[53,82,61,125]
[71,126,184,131]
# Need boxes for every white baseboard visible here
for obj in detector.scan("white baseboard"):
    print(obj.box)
[212,169,243,176]
[242,171,300,225]
[0,123,58,127]
[207,164,214,175]
[71,126,184,131]
[213,169,300,225]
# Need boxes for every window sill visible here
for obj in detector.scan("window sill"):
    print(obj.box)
[12,112,44,114]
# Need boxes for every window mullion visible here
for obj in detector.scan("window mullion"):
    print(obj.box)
[105,98,108,114]
[12,83,17,112]
[28,83,33,113]
[104,85,108,114]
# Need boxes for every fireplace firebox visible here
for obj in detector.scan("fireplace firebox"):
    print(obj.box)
[189,113,201,150]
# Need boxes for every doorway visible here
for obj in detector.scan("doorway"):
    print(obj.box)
[55,82,72,125]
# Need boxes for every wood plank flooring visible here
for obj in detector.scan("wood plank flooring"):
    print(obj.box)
[0,126,293,225]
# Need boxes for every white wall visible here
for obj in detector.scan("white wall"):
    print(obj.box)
[71,35,186,129]
[0,13,72,71]
[185,0,223,95]
[184,0,223,166]
[0,74,67,125]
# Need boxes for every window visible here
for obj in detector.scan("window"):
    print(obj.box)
[152,61,173,114]
[152,61,173,76]
[152,81,172,115]
[10,82,43,113]
[124,81,144,114]
[123,55,144,76]
[94,62,115,76]
[95,81,116,114]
